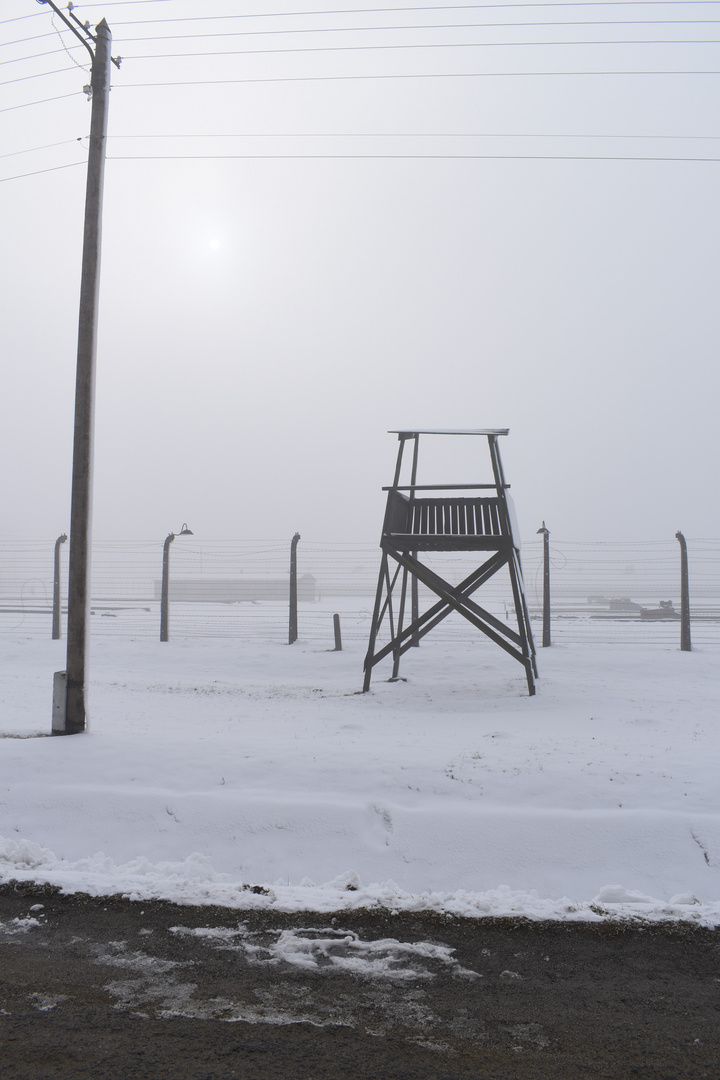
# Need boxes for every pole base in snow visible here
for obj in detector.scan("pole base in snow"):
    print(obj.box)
[52,670,68,735]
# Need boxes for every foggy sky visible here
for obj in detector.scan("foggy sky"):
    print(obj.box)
[2,0,719,545]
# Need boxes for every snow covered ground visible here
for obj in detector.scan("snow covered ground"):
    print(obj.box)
[1,632,719,925]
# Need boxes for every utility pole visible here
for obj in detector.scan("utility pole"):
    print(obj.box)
[44,2,117,734]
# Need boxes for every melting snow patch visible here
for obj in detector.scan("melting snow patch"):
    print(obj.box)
[171,925,480,981]
[29,993,66,1013]
[499,970,523,982]
[668,893,700,906]
[0,916,41,937]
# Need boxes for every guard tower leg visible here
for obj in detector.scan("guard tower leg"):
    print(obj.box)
[391,566,411,679]
[363,554,401,691]
[363,556,388,691]
[507,547,536,694]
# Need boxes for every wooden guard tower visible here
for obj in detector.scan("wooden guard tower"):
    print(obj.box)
[363,429,537,695]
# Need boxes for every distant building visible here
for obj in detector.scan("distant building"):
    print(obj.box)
[153,574,318,603]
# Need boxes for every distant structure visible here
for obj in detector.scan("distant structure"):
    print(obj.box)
[363,429,537,694]
[153,574,317,603]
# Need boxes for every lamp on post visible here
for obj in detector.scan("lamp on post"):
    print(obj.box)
[160,524,193,642]
[52,533,68,640]
[675,531,691,652]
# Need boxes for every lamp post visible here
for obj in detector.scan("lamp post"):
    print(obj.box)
[675,531,691,652]
[160,524,193,642]
[288,532,301,644]
[52,533,68,640]
[536,521,551,648]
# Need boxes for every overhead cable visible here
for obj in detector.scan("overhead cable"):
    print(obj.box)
[105,131,720,139]
[0,160,85,183]
[0,90,82,113]
[112,2,720,26]
[105,152,720,160]
[114,19,720,41]
[118,70,720,88]
[0,138,81,158]
[127,39,720,60]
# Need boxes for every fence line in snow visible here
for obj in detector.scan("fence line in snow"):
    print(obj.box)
[1,537,719,648]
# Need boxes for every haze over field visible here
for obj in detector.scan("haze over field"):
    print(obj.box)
[2,0,719,543]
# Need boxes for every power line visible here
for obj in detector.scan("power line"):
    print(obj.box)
[10,36,718,69]
[0,13,45,27]
[0,48,78,68]
[0,0,171,31]
[1,31,65,47]
[114,19,720,41]
[75,0,172,5]
[112,3,720,27]
[0,160,85,184]
[118,70,720,89]
[105,152,720,159]
[8,17,720,51]
[0,138,81,159]
[106,131,720,139]
[0,90,83,114]
[0,67,85,88]
[9,23,717,79]
[127,40,720,61]
[3,2,718,30]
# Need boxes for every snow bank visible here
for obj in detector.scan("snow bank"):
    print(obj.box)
[1,635,719,923]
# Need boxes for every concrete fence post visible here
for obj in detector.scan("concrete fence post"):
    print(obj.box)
[289,532,301,644]
[675,531,691,652]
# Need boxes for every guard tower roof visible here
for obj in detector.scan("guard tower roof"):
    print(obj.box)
[389,428,509,436]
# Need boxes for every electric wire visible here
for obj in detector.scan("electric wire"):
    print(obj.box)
[1,2,716,29]
[0,137,81,158]
[105,131,720,139]
[0,90,83,114]
[111,2,720,26]
[0,47,82,68]
[0,14,45,27]
[112,19,720,41]
[7,17,720,52]
[0,67,86,88]
[8,35,718,67]
[117,70,720,89]
[0,160,86,184]
[105,152,720,160]
[127,40,720,61]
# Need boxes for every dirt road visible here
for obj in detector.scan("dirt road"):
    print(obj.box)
[1,883,718,1079]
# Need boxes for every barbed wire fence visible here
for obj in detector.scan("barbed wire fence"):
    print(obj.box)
[1,537,719,649]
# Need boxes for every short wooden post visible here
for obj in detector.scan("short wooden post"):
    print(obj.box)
[537,521,551,647]
[52,533,67,640]
[288,532,301,644]
[675,531,691,652]
[333,613,342,651]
